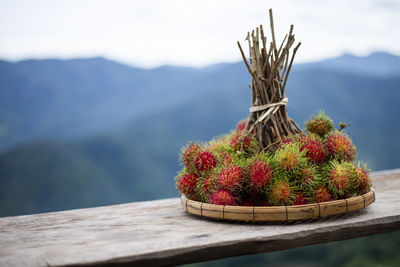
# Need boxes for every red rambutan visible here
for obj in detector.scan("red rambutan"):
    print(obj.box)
[325,132,356,162]
[195,151,217,172]
[236,119,247,132]
[249,159,273,189]
[210,190,236,205]
[269,180,291,205]
[314,186,332,203]
[177,173,198,196]
[293,192,307,205]
[219,165,244,192]
[300,136,326,164]
[182,143,201,168]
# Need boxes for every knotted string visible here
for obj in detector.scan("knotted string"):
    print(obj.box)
[249,97,288,124]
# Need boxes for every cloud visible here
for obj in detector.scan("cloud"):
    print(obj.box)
[0,0,399,67]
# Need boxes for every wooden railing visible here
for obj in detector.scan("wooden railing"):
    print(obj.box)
[1,169,400,266]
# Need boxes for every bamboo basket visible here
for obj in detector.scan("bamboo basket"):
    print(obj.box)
[181,190,375,222]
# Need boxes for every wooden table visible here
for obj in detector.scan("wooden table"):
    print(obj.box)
[1,169,399,266]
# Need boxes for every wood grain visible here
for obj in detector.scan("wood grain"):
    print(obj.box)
[1,169,400,267]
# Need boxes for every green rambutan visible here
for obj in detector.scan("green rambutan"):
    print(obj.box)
[299,166,316,186]
[210,190,237,205]
[300,135,326,164]
[305,111,334,136]
[325,131,357,162]
[268,180,292,205]
[249,159,273,190]
[181,143,201,169]
[203,175,218,195]
[195,151,217,172]
[313,185,332,203]
[274,143,307,171]
[177,173,198,196]
[327,161,354,196]
[219,165,244,192]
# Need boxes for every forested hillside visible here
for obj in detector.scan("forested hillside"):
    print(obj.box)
[0,53,399,217]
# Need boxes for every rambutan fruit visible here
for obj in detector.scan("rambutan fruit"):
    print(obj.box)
[275,136,295,151]
[281,136,296,146]
[230,131,252,151]
[203,175,218,195]
[177,173,198,196]
[236,119,247,132]
[210,190,237,205]
[293,192,308,205]
[300,135,326,164]
[214,150,233,165]
[274,143,306,171]
[181,143,201,169]
[305,111,334,136]
[325,131,357,162]
[207,136,229,152]
[353,164,372,194]
[299,166,315,186]
[327,161,353,195]
[219,165,244,192]
[195,151,217,172]
[313,185,332,203]
[249,159,273,190]
[195,174,218,203]
[223,154,233,165]
[268,180,292,205]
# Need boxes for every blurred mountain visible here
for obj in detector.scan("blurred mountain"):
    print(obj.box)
[297,52,400,77]
[0,57,225,150]
[0,53,400,217]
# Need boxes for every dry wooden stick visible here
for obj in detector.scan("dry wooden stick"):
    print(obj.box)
[237,9,302,151]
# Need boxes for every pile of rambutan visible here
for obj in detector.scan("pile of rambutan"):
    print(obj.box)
[176,111,372,206]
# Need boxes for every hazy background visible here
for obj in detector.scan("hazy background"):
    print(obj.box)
[1,0,399,266]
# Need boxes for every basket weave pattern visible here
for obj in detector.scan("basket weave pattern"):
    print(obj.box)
[181,190,375,222]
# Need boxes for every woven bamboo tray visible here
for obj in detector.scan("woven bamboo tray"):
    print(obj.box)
[181,190,375,222]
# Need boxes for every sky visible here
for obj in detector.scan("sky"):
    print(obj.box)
[0,0,399,68]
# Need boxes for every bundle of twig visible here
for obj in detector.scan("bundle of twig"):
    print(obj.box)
[237,9,302,152]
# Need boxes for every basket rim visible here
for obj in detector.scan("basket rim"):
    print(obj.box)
[181,189,375,222]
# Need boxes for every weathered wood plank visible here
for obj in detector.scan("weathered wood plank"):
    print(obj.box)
[1,169,400,267]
